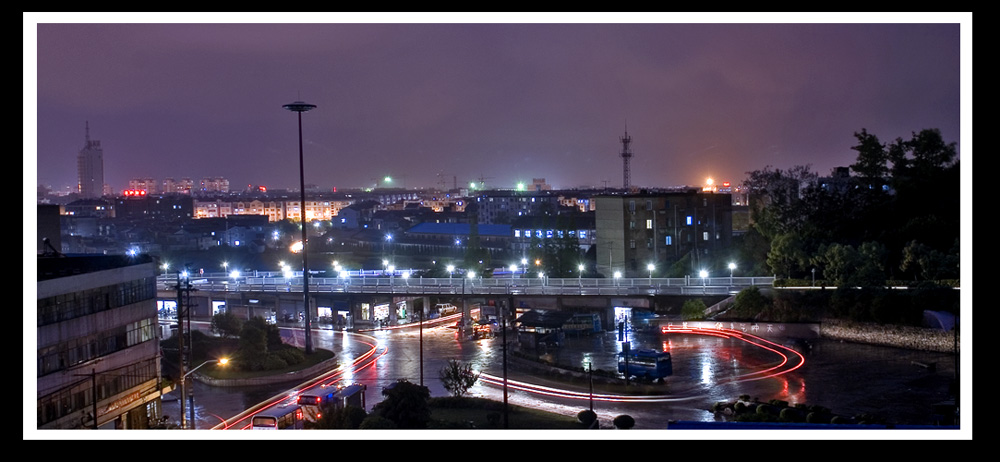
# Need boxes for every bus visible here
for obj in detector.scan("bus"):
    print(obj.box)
[250,404,305,430]
[618,349,672,381]
[297,391,335,422]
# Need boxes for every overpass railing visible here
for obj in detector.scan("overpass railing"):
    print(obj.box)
[157,274,774,297]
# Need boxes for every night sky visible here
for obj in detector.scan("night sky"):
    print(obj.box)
[28,13,967,193]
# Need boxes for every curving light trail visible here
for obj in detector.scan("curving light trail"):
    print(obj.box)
[479,326,805,404]
[355,311,466,333]
[212,331,385,430]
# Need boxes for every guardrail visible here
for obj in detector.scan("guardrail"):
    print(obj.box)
[158,274,774,297]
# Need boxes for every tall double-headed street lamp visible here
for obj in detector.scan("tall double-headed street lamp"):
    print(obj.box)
[284,100,317,354]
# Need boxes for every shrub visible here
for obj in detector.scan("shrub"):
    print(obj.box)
[577,409,597,426]
[274,347,305,365]
[780,407,804,422]
[731,286,770,318]
[756,404,775,416]
[359,415,397,429]
[613,415,635,429]
[681,299,707,321]
[262,355,288,370]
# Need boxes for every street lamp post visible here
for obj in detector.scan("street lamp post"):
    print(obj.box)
[587,361,594,412]
[647,263,655,284]
[729,262,737,286]
[180,358,228,429]
[283,100,316,355]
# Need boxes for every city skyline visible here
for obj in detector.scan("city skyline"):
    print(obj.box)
[28,13,968,195]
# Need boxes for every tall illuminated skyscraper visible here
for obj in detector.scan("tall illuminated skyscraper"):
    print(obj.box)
[77,122,104,198]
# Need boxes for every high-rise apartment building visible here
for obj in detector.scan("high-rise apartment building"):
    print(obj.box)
[76,122,105,198]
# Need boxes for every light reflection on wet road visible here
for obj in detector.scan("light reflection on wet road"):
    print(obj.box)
[171,322,958,432]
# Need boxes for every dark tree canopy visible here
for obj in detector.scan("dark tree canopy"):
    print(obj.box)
[370,379,431,429]
[738,128,959,284]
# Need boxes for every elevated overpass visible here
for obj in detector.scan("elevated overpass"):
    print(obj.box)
[157,272,774,297]
[155,272,774,330]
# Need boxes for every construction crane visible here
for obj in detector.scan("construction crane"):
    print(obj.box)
[436,172,457,190]
[472,174,494,190]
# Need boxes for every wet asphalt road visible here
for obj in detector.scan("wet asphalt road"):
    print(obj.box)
[167,322,962,434]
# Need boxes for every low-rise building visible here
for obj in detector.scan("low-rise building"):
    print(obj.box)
[36,254,167,429]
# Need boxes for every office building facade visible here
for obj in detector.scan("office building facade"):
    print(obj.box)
[36,255,166,429]
[595,190,733,278]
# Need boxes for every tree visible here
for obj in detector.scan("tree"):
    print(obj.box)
[370,379,431,429]
[312,404,367,429]
[243,316,283,350]
[235,322,267,370]
[210,310,242,338]
[850,128,889,186]
[742,165,818,240]
[906,128,958,178]
[767,233,807,278]
[733,286,769,314]
[358,415,397,429]
[439,359,480,397]
[901,239,960,281]
[681,299,707,321]
[814,243,858,288]
[855,241,888,287]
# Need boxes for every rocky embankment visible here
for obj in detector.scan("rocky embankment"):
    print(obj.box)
[819,319,958,353]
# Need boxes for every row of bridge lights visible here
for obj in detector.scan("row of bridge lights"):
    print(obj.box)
[161,259,738,284]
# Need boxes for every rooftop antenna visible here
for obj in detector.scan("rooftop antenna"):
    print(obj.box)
[619,121,633,189]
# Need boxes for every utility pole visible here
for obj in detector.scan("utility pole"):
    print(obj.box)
[175,272,185,428]
[174,270,195,428]
[502,298,509,429]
